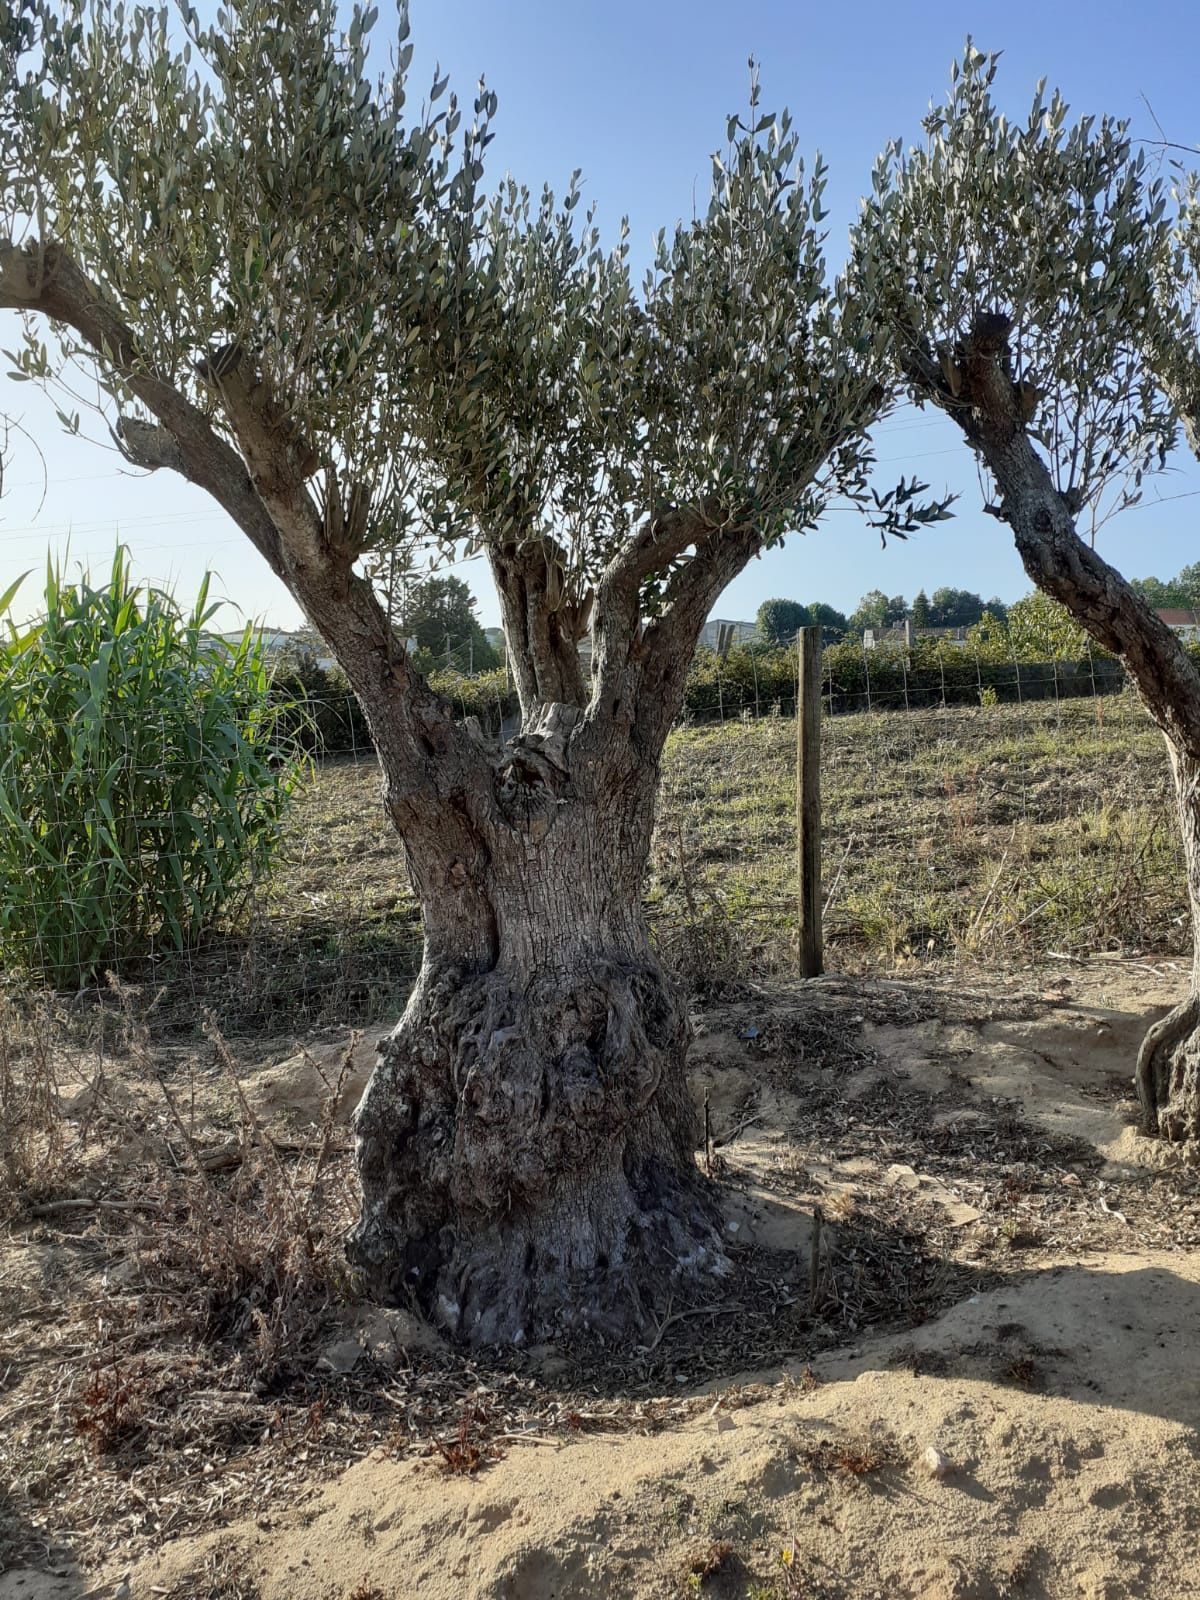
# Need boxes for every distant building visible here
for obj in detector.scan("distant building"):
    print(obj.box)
[698,617,758,653]
[863,620,971,649]
[1156,608,1200,643]
[862,621,911,649]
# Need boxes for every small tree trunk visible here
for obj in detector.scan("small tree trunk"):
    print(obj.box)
[1136,748,1200,1142]
[347,753,727,1344]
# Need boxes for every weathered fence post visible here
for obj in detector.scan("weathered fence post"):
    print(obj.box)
[797,626,823,977]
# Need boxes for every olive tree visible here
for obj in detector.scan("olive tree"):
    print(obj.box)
[855,49,1200,1144]
[0,0,935,1340]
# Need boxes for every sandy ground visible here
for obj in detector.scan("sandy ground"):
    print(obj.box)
[5,956,1200,1599]
[74,1252,1200,1600]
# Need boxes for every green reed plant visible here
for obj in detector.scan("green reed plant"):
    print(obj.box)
[0,550,302,985]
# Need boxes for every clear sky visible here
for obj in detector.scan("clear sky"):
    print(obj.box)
[2,0,1198,630]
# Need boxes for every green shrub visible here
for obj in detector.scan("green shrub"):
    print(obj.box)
[426,665,516,732]
[678,638,1126,719]
[271,647,372,756]
[0,551,303,985]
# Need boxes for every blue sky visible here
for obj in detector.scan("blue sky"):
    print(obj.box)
[2,0,1198,629]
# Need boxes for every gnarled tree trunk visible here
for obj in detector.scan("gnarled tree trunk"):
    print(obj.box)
[0,193,874,1341]
[334,524,756,1343]
[905,314,1200,1145]
[347,707,727,1343]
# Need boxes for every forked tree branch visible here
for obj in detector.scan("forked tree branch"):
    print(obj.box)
[0,238,288,579]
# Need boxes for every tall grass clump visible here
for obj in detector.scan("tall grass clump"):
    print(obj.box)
[0,550,302,985]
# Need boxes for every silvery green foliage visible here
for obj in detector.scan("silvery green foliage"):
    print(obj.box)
[1146,174,1200,445]
[1,0,482,543]
[0,4,936,618]
[412,68,942,602]
[853,46,1177,521]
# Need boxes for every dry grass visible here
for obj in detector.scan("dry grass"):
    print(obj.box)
[0,982,363,1568]
[41,693,1181,1044]
[249,694,1188,1023]
[0,691,1194,1582]
[654,695,1184,973]
[0,993,75,1207]
[795,1431,899,1479]
[4,967,1200,1578]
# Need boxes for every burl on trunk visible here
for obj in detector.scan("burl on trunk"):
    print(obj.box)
[347,703,728,1344]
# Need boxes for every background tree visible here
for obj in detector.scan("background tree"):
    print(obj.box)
[1002,591,1093,659]
[395,573,499,674]
[849,588,909,634]
[805,600,849,639]
[1131,574,1192,610]
[756,597,810,646]
[928,585,987,628]
[911,588,931,629]
[857,48,1200,1143]
[0,1,941,1341]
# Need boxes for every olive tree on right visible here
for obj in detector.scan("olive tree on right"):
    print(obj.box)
[855,48,1200,1143]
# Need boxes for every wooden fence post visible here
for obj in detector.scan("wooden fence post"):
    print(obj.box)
[797,626,823,978]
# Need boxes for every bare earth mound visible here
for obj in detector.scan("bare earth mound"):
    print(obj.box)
[109,1253,1200,1600]
[5,957,1200,1599]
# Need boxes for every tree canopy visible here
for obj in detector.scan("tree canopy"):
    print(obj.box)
[755,598,810,646]
[1001,591,1093,659]
[0,0,956,751]
[853,46,1175,532]
[848,589,907,633]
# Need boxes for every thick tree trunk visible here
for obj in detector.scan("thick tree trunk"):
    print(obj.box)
[1136,749,1200,1142]
[346,751,728,1344]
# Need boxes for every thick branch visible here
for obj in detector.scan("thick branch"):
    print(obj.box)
[589,505,711,720]
[921,313,1200,757]
[0,238,287,579]
[0,237,494,811]
[1163,373,1200,463]
[632,521,763,750]
[195,344,329,575]
[490,540,589,717]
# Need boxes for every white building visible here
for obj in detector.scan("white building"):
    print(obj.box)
[698,617,758,653]
[1156,608,1200,643]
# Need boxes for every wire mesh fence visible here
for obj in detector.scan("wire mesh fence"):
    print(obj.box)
[656,667,1184,982]
[0,643,1189,1043]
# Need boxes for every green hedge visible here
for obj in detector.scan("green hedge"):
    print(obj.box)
[681,640,1128,718]
[277,633,1190,758]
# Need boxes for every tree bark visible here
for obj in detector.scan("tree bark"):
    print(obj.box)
[1136,749,1200,1141]
[348,725,728,1342]
[904,315,1200,1143]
